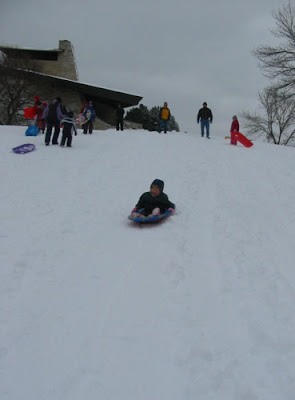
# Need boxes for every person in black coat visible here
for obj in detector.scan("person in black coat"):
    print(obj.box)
[116,104,125,131]
[197,102,213,138]
[131,179,175,217]
[42,97,66,145]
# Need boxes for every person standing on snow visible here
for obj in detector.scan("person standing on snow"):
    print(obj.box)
[197,102,213,138]
[83,101,96,134]
[116,104,125,131]
[158,102,171,133]
[60,111,77,147]
[43,97,66,145]
[230,115,239,145]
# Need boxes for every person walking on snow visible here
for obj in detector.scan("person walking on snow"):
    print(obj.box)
[158,102,171,133]
[197,102,213,138]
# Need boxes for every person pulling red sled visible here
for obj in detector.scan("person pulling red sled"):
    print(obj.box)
[227,115,253,147]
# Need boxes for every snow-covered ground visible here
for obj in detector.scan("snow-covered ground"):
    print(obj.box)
[1,125,295,400]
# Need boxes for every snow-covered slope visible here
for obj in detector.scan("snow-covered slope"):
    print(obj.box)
[1,126,295,400]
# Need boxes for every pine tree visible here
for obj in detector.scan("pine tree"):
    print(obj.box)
[125,104,180,132]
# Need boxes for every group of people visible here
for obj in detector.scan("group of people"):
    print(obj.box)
[34,97,94,147]
[160,101,239,141]
[30,97,241,221]
[31,96,76,146]
[32,95,239,147]
[33,96,126,147]
[158,101,215,137]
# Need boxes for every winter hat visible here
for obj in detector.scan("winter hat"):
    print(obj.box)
[151,179,164,192]
[68,111,74,118]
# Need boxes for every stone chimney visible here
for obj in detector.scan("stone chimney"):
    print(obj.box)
[57,40,78,81]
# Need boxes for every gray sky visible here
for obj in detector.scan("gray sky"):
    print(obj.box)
[0,0,285,135]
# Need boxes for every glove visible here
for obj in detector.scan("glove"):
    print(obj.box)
[131,207,139,217]
[168,207,175,214]
[197,120,199,124]
[75,132,77,136]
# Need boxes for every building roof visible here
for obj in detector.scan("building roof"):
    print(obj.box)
[0,42,143,108]
[27,69,142,108]
[0,45,62,61]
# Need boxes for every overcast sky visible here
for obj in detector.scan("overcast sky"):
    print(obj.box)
[0,0,285,135]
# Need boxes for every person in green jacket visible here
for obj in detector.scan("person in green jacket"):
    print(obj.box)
[131,179,175,218]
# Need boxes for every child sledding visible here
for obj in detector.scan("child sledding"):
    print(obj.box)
[128,179,175,224]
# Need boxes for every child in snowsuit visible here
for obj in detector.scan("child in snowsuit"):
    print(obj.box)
[60,111,77,147]
[131,179,175,218]
[230,115,239,145]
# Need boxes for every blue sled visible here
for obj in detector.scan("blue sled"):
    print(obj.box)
[128,209,172,224]
[25,126,39,136]
[12,143,36,154]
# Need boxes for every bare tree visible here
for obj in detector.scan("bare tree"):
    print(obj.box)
[253,1,295,93]
[0,52,35,125]
[242,86,295,145]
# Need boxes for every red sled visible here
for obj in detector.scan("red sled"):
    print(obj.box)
[24,107,36,119]
[231,132,253,148]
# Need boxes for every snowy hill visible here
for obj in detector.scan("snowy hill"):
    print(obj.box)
[1,126,295,400]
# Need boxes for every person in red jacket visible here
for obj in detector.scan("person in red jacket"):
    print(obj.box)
[230,115,239,145]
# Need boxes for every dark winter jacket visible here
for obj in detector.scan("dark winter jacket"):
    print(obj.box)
[135,191,175,216]
[197,107,213,122]
[42,99,65,123]
[116,106,125,120]
[61,116,77,136]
